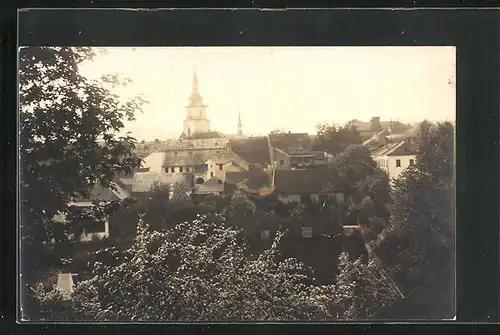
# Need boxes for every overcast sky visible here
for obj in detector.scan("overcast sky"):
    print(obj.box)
[79,46,456,141]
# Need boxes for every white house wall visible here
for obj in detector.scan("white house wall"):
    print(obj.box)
[141,152,167,173]
[205,160,245,181]
[374,154,416,181]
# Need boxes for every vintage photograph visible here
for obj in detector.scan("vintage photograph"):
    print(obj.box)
[19,46,456,321]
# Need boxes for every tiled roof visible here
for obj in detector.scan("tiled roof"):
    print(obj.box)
[179,131,224,139]
[131,171,193,193]
[229,137,271,166]
[72,182,130,202]
[225,170,272,192]
[273,168,339,194]
[370,140,417,157]
[268,133,313,155]
[160,148,245,168]
[194,177,224,194]
[362,129,391,146]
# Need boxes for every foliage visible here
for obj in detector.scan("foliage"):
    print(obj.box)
[107,197,144,240]
[325,145,392,241]
[20,47,148,280]
[30,214,400,321]
[336,254,401,318]
[372,121,455,296]
[269,128,288,135]
[312,122,362,155]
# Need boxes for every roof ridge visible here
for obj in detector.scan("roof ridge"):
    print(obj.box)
[383,140,406,156]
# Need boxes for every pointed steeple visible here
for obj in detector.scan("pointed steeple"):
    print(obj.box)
[192,70,199,94]
[237,110,243,136]
[187,69,205,106]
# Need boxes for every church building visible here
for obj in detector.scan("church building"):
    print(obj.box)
[180,71,224,140]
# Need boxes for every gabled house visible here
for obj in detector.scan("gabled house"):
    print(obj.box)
[52,181,130,243]
[370,140,418,181]
[224,170,274,195]
[139,148,250,186]
[272,168,340,205]
[268,132,327,170]
[228,136,272,170]
[193,177,225,195]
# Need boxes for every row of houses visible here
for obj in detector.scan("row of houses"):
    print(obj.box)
[52,123,420,243]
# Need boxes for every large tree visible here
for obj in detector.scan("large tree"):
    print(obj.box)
[372,121,455,303]
[19,47,148,281]
[30,213,400,321]
[312,122,362,155]
[327,145,392,241]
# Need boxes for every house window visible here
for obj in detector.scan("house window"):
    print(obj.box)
[396,159,401,167]
[409,159,415,166]
[179,166,184,172]
[280,160,284,166]
[219,164,223,171]
[301,227,313,239]
[165,167,169,173]
[170,167,175,173]
[210,172,214,178]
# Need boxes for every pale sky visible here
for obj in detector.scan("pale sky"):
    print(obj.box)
[79,46,456,141]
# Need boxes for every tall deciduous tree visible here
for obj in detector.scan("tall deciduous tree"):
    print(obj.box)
[372,121,455,302]
[19,47,148,280]
[327,145,392,240]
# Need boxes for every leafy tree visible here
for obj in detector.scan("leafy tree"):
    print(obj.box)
[30,214,400,321]
[326,145,392,241]
[313,123,362,155]
[372,121,455,300]
[19,47,147,282]
[269,128,288,135]
[107,197,145,240]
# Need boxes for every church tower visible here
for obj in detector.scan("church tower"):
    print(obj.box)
[183,71,211,137]
[237,110,243,136]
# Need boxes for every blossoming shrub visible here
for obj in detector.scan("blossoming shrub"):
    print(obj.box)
[31,213,400,321]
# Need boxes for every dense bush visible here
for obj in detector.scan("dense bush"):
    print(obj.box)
[30,213,400,321]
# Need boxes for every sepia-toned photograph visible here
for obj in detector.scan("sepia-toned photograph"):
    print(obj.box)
[19,46,456,322]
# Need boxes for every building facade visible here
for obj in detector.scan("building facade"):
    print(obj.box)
[371,140,417,181]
